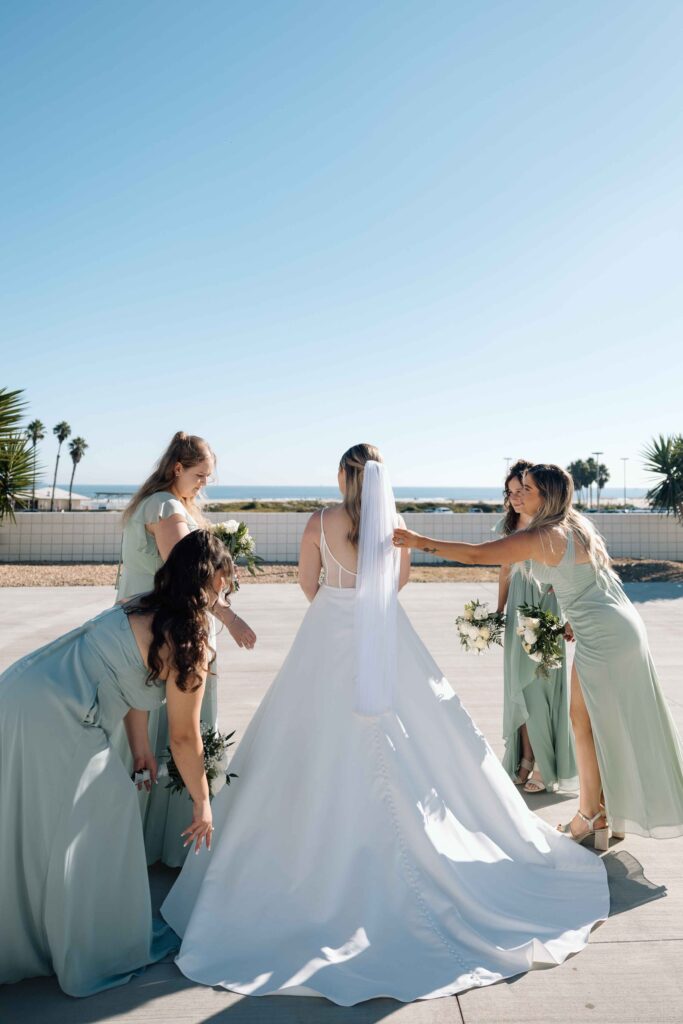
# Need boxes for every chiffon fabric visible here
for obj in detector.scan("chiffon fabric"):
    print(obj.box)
[162,533,608,1006]
[115,490,218,867]
[0,606,177,996]
[496,522,577,791]
[531,531,683,839]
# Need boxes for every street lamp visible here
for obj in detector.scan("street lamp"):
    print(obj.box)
[592,451,604,510]
[504,457,512,474]
[621,458,629,508]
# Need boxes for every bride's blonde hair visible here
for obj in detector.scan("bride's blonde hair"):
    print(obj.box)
[524,464,616,578]
[339,443,383,546]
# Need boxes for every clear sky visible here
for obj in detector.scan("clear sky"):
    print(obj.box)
[2,1,681,488]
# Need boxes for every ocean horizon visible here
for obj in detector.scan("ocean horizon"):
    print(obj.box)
[57,484,649,502]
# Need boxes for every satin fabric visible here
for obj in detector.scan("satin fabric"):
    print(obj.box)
[162,585,608,1005]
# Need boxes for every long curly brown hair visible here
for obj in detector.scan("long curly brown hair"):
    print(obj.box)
[124,530,234,692]
[500,459,534,535]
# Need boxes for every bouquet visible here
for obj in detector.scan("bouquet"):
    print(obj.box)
[158,723,238,798]
[212,520,264,589]
[516,603,565,678]
[455,599,505,654]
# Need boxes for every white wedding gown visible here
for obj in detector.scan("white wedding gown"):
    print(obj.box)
[162,526,609,1005]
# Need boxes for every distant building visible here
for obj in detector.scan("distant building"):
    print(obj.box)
[32,487,90,511]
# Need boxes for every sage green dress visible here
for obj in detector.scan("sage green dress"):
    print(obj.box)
[496,522,577,791]
[531,531,683,838]
[0,606,178,996]
[115,491,218,867]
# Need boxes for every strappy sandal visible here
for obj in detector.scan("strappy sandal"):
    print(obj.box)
[523,773,546,794]
[557,810,609,852]
[512,757,534,786]
[600,802,625,840]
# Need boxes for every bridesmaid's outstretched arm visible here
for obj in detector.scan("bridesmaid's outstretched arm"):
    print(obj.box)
[392,528,543,566]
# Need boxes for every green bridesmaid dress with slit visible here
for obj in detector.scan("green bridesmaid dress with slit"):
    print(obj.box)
[0,606,178,996]
[115,491,218,867]
[531,530,683,837]
[496,522,577,791]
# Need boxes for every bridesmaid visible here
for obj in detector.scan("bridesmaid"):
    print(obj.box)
[394,464,683,848]
[116,431,256,867]
[0,531,232,996]
[496,460,577,794]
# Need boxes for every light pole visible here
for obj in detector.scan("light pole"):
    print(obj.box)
[504,457,512,474]
[592,451,603,510]
[621,458,629,508]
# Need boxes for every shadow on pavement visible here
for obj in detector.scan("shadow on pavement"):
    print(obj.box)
[603,848,667,916]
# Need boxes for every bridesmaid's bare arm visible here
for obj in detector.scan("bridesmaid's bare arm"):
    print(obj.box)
[392,527,564,567]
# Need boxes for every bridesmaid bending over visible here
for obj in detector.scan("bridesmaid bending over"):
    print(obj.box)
[496,460,577,794]
[0,531,233,996]
[395,464,683,848]
[116,431,256,867]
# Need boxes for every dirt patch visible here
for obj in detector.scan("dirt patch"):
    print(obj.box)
[1,558,682,587]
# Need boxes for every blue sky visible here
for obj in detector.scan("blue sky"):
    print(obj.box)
[2,1,681,488]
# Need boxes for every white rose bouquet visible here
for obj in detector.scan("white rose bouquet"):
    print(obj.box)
[516,602,565,678]
[455,599,505,655]
[158,723,238,798]
[211,520,264,590]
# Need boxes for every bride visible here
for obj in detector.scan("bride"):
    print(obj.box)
[161,444,609,1006]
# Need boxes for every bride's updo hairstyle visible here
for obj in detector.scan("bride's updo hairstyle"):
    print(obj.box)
[524,464,615,579]
[339,443,383,546]
[125,530,234,692]
[123,431,215,525]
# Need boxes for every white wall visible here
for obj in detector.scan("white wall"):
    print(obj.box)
[1,512,682,564]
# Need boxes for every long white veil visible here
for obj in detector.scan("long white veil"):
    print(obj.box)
[354,460,400,716]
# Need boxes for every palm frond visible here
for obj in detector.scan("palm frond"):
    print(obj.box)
[0,388,29,438]
[0,434,40,523]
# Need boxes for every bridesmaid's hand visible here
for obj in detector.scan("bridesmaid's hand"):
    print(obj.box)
[228,614,257,650]
[132,749,158,792]
[563,622,575,643]
[393,528,422,550]
[182,799,214,854]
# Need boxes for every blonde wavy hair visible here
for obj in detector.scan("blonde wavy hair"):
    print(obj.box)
[124,432,214,526]
[339,443,383,546]
[524,464,617,579]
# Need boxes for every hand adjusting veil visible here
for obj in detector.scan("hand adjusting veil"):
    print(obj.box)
[354,460,400,716]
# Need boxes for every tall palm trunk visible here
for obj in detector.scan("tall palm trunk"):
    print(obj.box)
[50,443,62,512]
[31,442,37,508]
[68,460,78,511]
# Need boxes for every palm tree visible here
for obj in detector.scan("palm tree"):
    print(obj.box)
[26,418,45,508]
[596,462,610,507]
[50,421,71,511]
[584,457,597,506]
[67,436,89,510]
[643,434,683,521]
[0,389,38,523]
[567,459,590,503]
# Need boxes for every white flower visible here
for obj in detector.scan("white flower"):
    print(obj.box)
[523,628,537,645]
[522,642,532,653]
[515,626,526,637]
[474,637,487,650]
[479,626,491,641]
[467,624,480,640]
[473,606,487,621]
[526,617,541,629]
[464,608,474,621]
[529,651,544,663]
[219,520,240,534]
[157,763,169,778]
